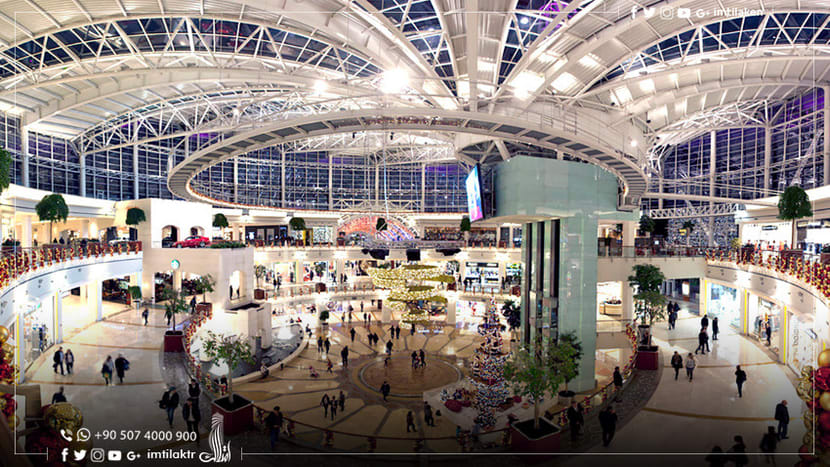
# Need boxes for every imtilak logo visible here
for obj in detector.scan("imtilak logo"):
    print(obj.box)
[199,414,231,463]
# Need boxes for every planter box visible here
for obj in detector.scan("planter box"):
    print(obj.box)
[636,346,659,370]
[254,288,265,300]
[510,417,561,459]
[163,331,184,353]
[211,395,253,436]
[195,302,212,314]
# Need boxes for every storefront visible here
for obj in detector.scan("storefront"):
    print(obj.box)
[269,262,295,284]
[303,261,334,282]
[748,295,782,357]
[740,222,791,251]
[706,282,741,330]
[788,313,817,373]
[457,300,486,320]
[22,301,54,371]
[463,262,499,291]
[505,263,522,288]
[597,282,622,317]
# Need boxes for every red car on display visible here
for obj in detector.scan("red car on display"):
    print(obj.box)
[173,235,211,248]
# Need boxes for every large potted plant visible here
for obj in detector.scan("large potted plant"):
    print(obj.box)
[289,217,306,246]
[681,220,694,247]
[160,287,188,352]
[778,185,813,260]
[254,264,267,299]
[460,215,472,244]
[127,285,142,309]
[0,147,11,195]
[628,264,666,370]
[319,308,330,327]
[202,330,256,436]
[125,207,146,241]
[555,332,583,405]
[194,274,215,314]
[35,193,69,244]
[213,213,229,230]
[503,335,580,455]
[501,300,520,342]
[639,214,655,237]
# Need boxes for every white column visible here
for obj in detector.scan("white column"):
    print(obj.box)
[328,156,333,210]
[699,279,707,317]
[230,223,238,241]
[55,292,63,344]
[446,299,456,325]
[141,269,155,303]
[21,216,32,248]
[657,179,663,209]
[21,129,29,187]
[824,87,830,185]
[622,220,637,248]
[381,300,391,323]
[738,288,747,335]
[260,303,273,349]
[233,158,239,203]
[173,270,182,292]
[708,131,716,245]
[88,281,103,321]
[81,220,89,239]
[280,150,286,207]
[420,164,426,211]
[133,144,139,200]
[764,125,772,195]
[79,152,86,197]
[375,165,380,203]
[621,280,634,321]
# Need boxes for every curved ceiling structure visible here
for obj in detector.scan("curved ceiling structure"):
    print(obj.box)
[0,0,825,216]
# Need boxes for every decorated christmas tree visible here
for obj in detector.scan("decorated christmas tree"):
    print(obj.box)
[470,298,509,429]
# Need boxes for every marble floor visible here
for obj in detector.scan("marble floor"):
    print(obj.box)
[566,301,807,467]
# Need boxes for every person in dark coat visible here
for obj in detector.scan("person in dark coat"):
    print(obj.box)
[324,338,331,354]
[765,322,773,346]
[182,398,201,441]
[162,387,180,428]
[64,349,74,374]
[419,349,426,367]
[380,381,390,402]
[705,446,728,467]
[728,435,748,467]
[395,326,401,339]
[188,379,200,407]
[695,328,709,355]
[340,346,349,368]
[712,316,720,341]
[735,365,747,398]
[406,411,416,432]
[53,346,65,375]
[613,366,623,401]
[670,351,683,380]
[423,401,435,427]
[701,314,709,330]
[599,406,618,447]
[774,400,789,439]
[350,328,356,342]
[114,354,129,384]
[760,426,778,464]
[265,406,283,450]
[566,401,583,441]
[51,386,67,404]
[142,308,149,325]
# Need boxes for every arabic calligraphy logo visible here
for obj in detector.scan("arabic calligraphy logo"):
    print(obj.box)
[199,414,231,463]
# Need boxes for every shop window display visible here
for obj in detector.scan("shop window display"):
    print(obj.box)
[707,283,740,329]
[24,303,52,370]
[748,296,782,355]
[788,315,817,373]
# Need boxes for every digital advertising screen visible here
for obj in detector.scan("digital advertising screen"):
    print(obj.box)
[465,164,484,222]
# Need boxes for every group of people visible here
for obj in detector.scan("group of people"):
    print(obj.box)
[666,301,681,329]
[695,314,719,355]
[52,346,75,375]
[410,349,427,369]
[705,411,789,467]
[100,354,131,385]
[319,391,347,420]
[159,379,202,442]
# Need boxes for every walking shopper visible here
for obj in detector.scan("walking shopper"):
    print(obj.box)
[765,321,773,346]
[161,387,179,428]
[339,391,345,411]
[567,401,583,441]
[182,398,200,441]
[317,336,323,353]
[64,349,74,375]
[599,405,618,447]
[411,351,418,368]
[729,435,748,467]
[101,355,114,385]
[424,402,435,427]
[406,411,416,432]
[165,308,173,326]
[735,365,747,398]
[685,353,696,381]
[142,307,149,325]
[53,346,65,375]
[385,340,393,355]
[695,328,709,355]
[395,326,401,339]
[341,346,349,368]
[701,313,709,330]
[712,316,720,341]
[324,338,330,354]
[705,446,728,467]
[671,351,683,380]
[380,381,390,402]
[419,349,426,367]
[320,394,330,418]
[612,366,623,401]
[760,426,778,464]
[775,400,789,439]
[114,354,130,384]
[265,406,283,450]
[330,394,337,420]
[188,379,200,406]
[350,328,356,342]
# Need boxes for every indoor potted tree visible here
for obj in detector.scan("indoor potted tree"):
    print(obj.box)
[628,264,666,370]
[778,185,813,261]
[35,193,69,244]
[289,217,306,246]
[125,207,146,241]
[194,274,215,314]
[319,308,330,327]
[501,299,520,342]
[503,335,581,454]
[555,332,583,406]
[127,285,142,310]
[460,216,471,245]
[161,286,189,352]
[0,147,11,195]
[254,264,267,299]
[213,213,229,234]
[202,330,256,436]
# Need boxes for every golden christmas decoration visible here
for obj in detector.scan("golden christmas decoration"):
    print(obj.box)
[821,392,830,411]
[44,402,83,434]
[368,264,452,320]
[0,325,9,344]
[819,349,830,368]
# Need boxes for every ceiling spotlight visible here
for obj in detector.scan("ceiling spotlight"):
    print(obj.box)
[380,69,409,94]
[232,107,240,117]
[313,80,327,94]
[520,16,529,25]
[630,139,638,148]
